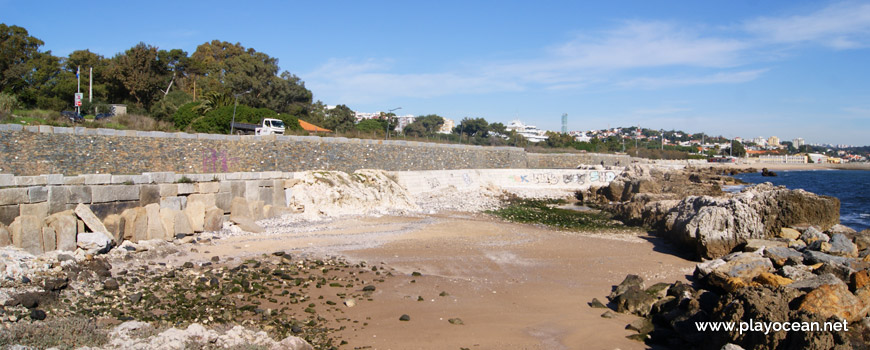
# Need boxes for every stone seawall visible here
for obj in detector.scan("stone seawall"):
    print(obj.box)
[0,124,630,176]
[0,168,622,255]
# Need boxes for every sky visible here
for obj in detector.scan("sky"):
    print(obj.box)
[2,0,870,146]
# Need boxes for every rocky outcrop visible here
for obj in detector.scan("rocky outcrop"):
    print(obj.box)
[286,170,419,217]
[606,225,870,350]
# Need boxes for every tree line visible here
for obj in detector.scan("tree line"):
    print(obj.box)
[0,23,312,132]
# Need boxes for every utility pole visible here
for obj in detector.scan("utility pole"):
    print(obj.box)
[76,66,81,115]
[88,67,93,102]
[661,129,664,151]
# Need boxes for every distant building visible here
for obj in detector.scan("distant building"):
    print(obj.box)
[758,154,807,164]
[768,136,780,148]
[395,115,416,131]
[807,153,827,164]
[793,137,805,148]
[506,120,548,143]
[438,118,455,134]
[753,137,768,147]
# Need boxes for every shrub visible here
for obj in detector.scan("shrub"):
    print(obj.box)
[172,101,202,130]
[0,93,19,114]
[190,105,300,134]
[0,316,109,349]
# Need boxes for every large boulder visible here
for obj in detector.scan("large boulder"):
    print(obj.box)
[660,183,840,260]
[46,211,77,251]
[77,231,112,255]
[663,196,764,259]
[0,222,11,246]
[798,283,866,322]
[74,203,114,243]
[10,215,43,255]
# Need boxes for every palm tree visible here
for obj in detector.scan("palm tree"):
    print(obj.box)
[193,91,233,114]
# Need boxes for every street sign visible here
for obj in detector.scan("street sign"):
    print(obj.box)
[74,93,83,107]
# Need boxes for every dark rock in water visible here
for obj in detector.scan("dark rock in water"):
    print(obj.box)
[610,274,644,300]
[399,314,410,321]
[588,298,607,309]
[761,168,777,177]
[30,309,46,321]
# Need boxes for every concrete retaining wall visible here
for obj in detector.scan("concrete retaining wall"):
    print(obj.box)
[0,125,630,176]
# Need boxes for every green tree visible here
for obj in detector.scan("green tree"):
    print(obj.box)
[323,104,356,132]
[356,119,385,134]
[191,40,312,116]
[172,101,202,130]
[403,114,444,137]
[454,117,489,137]
[109,42,168,108]
[0,24,44,94]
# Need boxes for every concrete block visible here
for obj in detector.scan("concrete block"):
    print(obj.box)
[0,174,15,187]
[83,174,112,185]
[229,197,252,222]
[225,173,243,180]
[74,203,113,242]
[215,192,233,213]
[20,202,49,222]
[27,186,48,203]
[42,226,57,252]
[203,207,224,232]
[89,201,139,221]
[145,203,166,241]
[195,182,220,194]
[177,183,195,195]
[62,176,86,185]
[184,200,206,232]
[187,193,215,209]
[219,181,232,193]
[110,175,138,184]
[230,181,246,199]
[160,208,192,239]
[184,174,214,182]
[0,205,16,227]
[121,207,147,242]
[249,200,265,221]
[92,185,140,203]
[0,188,27,206]
[0,124,23,131]
[15,176,47,186]
[67,186,92,204]
[144,172,177,184]
[0,223,9,246]
[103,214,123,243]
[139,185,160,206]
[44,174,64,185]
[10,215,43,255]
[46,211,77,251]
[48,187,70,214]
[158,184,178,197]
[244,181,260,202]
[160,196,186,211]
[53,127,74,134]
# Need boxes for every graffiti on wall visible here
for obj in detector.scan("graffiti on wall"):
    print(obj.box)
[203,148,240,173]
[508,171,616,186]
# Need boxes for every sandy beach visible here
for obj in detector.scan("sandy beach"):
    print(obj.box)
[166,212,698,350]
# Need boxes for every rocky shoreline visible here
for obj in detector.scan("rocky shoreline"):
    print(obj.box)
[585,165,870,349]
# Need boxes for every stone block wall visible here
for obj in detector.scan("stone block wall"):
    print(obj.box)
[0,125,627,176]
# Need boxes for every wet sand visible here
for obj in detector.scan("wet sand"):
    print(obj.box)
[187,213,697,350]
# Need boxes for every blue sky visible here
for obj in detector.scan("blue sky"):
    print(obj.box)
[3,0,870,145]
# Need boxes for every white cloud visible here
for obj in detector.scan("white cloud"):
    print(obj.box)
[307,2,870,104]
[616,69,768,89]
[744,2,870,48]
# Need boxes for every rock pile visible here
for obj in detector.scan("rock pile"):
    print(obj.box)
[605,225,870,349]
[582,166,840,260]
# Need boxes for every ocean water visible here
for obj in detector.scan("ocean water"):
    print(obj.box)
[733,170,870,232]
